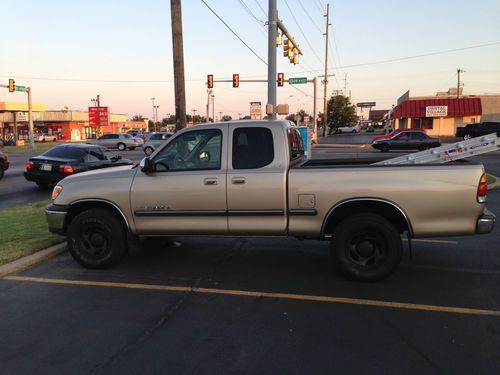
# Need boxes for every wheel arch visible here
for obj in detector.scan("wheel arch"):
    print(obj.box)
[321,198,413,237]
[65,199,130,234]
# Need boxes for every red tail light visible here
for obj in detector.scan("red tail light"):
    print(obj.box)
[26,162,34,170]
[59,165,74,174]
[477,174,488,203]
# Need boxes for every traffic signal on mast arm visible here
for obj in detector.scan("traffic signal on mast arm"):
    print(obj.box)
[283,39,293,58]
[8,79,15,93]
[277,73,284,87]
[292,48,299,65]
[232,74,239,88]
[207,74,214,89]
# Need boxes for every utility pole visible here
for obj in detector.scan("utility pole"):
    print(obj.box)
[150,97,156,131]
[344,73,347,97]
[457,68,465,99]
[219,111,223,121]
[26,87,35,150]
[211,95,215,122]
[192,109,197,124]
[322,3,330,136]
[206,90,211,123]
[170,0,187,130]
[267,0,277,120]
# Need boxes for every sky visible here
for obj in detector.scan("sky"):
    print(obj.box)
[1,0,500,120]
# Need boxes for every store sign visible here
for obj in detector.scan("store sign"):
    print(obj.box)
[250,101,262,120]
[426,106,448,117]
[88,107,109,127]
[16,112,28,121]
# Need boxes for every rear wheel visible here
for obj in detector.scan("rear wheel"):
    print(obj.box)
[463,134,472,140]
[418,144,428,151]
[67,208,126,269]
[117,143,126,151]
[331,213,403,281]
[144,147,154,156]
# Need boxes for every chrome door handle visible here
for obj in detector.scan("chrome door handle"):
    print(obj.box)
[204,178,218,186]
[232,177,246,185]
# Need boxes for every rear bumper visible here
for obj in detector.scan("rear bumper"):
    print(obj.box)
[24,171,67,184]
[45,204,70,235]
[476,209,496,234]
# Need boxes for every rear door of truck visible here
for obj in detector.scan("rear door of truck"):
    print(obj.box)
[226,124,288,235]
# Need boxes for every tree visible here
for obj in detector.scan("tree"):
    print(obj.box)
[240,115,251,120]
[131,115,145,121]
[221,115,232,122]
[326,95,358,132]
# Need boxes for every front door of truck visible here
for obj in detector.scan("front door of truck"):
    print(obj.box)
[131,126,228,235]
[226,126,287,235]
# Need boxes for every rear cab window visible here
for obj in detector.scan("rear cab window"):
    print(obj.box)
[232,127,274,169]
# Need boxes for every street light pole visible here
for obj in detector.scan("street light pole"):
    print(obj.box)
[192,109,197,124]
[219,111,223,121]
[211,95,215,122]
[27,87,35,150]
[267,0,277,120]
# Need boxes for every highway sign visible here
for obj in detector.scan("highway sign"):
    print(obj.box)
[15,85,27,92]
[288,77,307,84]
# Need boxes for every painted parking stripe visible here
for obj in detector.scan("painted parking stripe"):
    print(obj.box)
[4,275,500,317]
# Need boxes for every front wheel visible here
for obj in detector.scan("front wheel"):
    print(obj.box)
[463,134,472,140]
[117,143,126,151]
[144,147,154,156]
[331,213,403,281]
[418,144,428,151]
[67,208,127,269]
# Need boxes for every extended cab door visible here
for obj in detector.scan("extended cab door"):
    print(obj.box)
[130,126,228,235]
[227,125,288,235]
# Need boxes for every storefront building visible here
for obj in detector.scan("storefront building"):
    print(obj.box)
[392,91,500,136]
[0,103,143,142]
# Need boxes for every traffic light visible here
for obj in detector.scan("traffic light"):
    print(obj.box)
[292,48,299,65]
[207,74,213,89]
[283,39,293,58]
[277,73,284,87]
[276,30,281,46]
[8,79,15,93]
[232,74,239,88]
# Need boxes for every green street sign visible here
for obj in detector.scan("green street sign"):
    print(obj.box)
[15,85,27,92]
[288,77,307,84]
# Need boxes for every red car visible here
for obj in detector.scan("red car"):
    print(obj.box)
[0,151,9,180]
[372,128,427,143]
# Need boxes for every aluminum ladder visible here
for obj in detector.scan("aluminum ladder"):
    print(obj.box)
[373,133,500,165]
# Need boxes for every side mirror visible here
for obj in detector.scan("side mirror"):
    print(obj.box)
[111,155,122,162]
[140,157,151,173]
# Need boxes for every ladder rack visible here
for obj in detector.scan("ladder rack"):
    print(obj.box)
[373,133,500,165]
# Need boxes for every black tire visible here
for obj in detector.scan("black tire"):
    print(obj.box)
[67,208,127,269]
[463,134,472,140]
[117,143,126,151]
[331,213,402,281]
[144,147,154,156]
[0,167,4,180]
[418,144,428,151]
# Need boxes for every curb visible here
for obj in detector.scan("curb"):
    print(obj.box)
[0,242,66,278]
[314,144,368,149]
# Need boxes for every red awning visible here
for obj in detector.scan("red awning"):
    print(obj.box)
[393,98,481,118]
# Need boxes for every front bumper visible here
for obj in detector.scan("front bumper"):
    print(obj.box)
[476,209,496,234]
[45,204,70,235]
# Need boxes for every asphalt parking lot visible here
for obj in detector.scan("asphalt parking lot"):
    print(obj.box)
[1,188,499,374]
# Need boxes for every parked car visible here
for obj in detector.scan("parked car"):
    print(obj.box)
[372,130,440,152]
[455,122,500,140]
[133,136,144,146]
[335,124,360,134]
[46,120,494,281]
[372,128,427,143]
[142,132,173,155]
[0,151,9,180]
[24,144,133,187]
[34,133,57,142]
[87,133,140,150]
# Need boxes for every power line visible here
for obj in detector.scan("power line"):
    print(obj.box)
[253,0,267,17]
[200,0,267,65]
[282,0,324,66]
[238,0,265,24]
[297,0,323,34]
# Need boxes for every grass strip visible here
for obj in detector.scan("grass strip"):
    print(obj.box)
[0,200,64,265]
[1,143,57,153]
[487,174,496,185]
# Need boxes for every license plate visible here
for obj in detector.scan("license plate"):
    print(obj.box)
[40,163,52,171]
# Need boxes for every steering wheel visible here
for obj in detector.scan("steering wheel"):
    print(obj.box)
[173,154,186,169]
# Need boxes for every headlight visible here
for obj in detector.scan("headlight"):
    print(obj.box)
[52,185,63,201]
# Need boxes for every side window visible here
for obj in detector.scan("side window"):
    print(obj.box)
[101,148,116,160]
[99,134,109,140]
[110,134,119,139]
[86,148,104,162]
[233,127,274,169]
[151,134,162,140]
[152,129,222,172]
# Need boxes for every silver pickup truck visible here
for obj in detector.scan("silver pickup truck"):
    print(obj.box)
[46,120,495,281]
